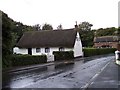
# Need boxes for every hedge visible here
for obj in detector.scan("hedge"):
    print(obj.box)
[10,54,47,66]
[53,51,74,61]
[83,48,116,57]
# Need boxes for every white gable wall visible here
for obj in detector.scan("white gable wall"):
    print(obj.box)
[73,32,83,57]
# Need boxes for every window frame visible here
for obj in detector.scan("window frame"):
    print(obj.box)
[59,47,64,51]
[45,47,50,53]
[36,48,41,53]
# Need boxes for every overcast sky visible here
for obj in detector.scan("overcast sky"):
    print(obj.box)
[0,0,119,29]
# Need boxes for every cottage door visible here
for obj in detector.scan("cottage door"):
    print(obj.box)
[28,48,32,55]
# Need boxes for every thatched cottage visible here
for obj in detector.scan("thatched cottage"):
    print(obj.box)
[13,29,83,61]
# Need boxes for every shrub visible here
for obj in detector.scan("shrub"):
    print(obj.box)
[83,48,116,57]
[11,54,47,66]
[2,55,13,68]
[53,51,74,61]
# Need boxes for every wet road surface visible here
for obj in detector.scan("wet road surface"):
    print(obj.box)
[2,55,115,88]
[86,59,119,89]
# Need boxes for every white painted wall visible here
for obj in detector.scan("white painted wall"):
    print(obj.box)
[64,48,73,51]
[73,32,83,57]
[32,47,73,55]
[13,47,73,55]
[32,47,56,55]
[13,47,28,54]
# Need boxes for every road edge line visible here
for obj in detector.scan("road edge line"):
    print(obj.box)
[81,60,111,90]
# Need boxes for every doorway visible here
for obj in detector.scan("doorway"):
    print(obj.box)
[28,48,32,55]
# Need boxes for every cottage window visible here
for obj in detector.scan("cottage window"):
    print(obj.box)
[45,47,50,53]
[59,47,64,51]
[36,48,41,53]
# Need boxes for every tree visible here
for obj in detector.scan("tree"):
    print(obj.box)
[95,27,117,36]
[79,30,94,47]
[2,11,13,67]
[2,11,36,68]
[77,21,94,47]
[78,21,93,31]
[42,23,53,30]
[118,27,120,35]
[57,24,63,30]
[33,24,41,31]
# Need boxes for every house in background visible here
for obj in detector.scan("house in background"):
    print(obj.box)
[93,36,120,48]
[13,28,83,62]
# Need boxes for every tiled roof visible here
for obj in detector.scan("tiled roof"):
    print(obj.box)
[94,36,120,43]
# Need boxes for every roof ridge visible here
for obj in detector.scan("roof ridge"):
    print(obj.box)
[24,28,75,33]
[96,36,119,38]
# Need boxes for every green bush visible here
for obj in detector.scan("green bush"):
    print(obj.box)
[53,51,74,61]
[2,55,13,68]
[11,54,47,66]
[83,48,116,57]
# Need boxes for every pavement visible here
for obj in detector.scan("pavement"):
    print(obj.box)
[2,60,75,73]
[86,59,120,89]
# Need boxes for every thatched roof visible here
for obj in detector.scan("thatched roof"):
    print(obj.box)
[94,36,120,43]
[16,29,77,48]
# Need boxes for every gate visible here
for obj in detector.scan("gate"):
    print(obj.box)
[47,55,54,62]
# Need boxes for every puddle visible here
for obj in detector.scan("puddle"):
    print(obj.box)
[55,61,74,69]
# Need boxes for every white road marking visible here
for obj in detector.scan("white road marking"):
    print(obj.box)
[81,61,111,90]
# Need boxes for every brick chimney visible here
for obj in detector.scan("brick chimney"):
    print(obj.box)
[74,21,78,29]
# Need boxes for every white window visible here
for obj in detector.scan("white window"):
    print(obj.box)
[36,48,41,53]
[45,47,50,53]
[59,47,64,51]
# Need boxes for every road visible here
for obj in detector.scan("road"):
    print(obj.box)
[2,55,117,88]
